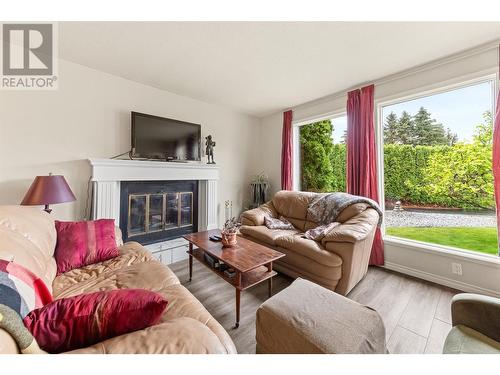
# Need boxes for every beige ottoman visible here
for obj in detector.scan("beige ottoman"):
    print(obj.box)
[256,278,387,354]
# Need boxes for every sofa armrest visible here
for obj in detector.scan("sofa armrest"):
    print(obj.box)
[66,318,233,354]
[115,226,124,247]
[451,293,500,342]
[240,201,278,226]
[321,208,379,244]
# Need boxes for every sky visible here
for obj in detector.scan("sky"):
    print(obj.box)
[331,116,348,144]
[327,81,493,144]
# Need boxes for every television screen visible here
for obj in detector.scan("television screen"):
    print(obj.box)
[131,112,201,161]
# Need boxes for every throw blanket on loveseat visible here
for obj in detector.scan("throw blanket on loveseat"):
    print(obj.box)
[307,192,383,226]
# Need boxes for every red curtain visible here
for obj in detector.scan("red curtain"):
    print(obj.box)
[493,47,500,252]
[281,110,293,190]
[347,84,384,265]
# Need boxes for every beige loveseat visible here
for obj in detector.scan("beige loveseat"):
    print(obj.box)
[0,206,236,354]
[240,191,379,295]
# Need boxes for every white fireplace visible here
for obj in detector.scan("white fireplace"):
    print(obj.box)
[88,158,219,264]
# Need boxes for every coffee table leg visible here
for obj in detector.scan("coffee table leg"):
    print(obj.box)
[235,288,241,329]
[267,262,273,297]
[188,243,193,282]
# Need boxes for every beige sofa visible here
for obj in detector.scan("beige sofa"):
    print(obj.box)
[240,191,379,295]
[0,206,236,354]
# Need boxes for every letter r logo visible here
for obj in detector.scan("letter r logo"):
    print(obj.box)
[2,24,53,75]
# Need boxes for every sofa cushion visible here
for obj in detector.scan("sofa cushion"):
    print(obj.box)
[239,225,300,246]
[444,325,500,354]
[67,317,229,354]
[54,219,120,274]
[273,261,341,291]
[24,289,167,353]
[0,206,56,258]
[0,328,20,354]
[157,284,236,354]
[0,206,57,292]
[52,247,179,299]
[272,191,315,221]
[51,242,156,297]
[275,234,343,267]
[283,217,307,231]
[240,202,278,226]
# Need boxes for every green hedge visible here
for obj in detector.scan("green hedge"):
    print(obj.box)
[305,143,494,209]
[383,144,440,205]
[330,144,346,192]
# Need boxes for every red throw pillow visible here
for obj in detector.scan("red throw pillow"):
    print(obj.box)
[54,219,120,274]
[23,289,168,353]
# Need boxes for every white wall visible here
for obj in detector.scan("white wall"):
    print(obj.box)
[0,59,261,224]
[258,44,500,296]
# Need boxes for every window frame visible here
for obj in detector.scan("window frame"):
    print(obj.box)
[376,72,499,259]
[292,111,347,191]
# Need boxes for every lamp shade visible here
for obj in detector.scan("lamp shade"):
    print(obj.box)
[21,175,76,206]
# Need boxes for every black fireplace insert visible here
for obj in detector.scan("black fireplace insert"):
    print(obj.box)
[119,180,198,244]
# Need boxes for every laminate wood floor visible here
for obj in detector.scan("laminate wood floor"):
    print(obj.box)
[170,260,459,354]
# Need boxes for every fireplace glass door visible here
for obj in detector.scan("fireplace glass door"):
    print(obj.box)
[128,192,194,238]
[148,194,164,232]
[129,195,147,236]
[180,192,193,226]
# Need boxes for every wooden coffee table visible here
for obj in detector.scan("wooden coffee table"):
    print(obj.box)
[183,229,285,328]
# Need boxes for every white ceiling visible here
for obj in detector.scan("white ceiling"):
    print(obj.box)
[59,22,500,117]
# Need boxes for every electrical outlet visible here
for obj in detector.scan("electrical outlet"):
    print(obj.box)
[451,262,463,276]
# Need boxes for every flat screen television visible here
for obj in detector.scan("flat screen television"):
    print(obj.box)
[131,112,201,161]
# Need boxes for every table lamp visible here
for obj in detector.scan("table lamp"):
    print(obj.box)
[21,173,76,214]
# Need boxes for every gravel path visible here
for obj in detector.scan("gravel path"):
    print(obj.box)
[385,210,496,228]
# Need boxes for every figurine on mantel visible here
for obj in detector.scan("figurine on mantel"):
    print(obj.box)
[205,135,216,164]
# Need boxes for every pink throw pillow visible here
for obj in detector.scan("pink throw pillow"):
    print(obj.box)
[54,219,120,274]
[23,289,168,353]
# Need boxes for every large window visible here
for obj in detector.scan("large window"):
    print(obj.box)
[298,115,347,192]
[381,78,498,256]
[296,77,498,257]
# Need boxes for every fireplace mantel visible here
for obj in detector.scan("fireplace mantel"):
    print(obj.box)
[89,158,219,181]
[88,158,219,233]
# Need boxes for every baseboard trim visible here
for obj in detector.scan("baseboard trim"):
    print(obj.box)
[384,261,500,298]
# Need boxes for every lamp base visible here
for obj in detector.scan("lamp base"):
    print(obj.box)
[43,205,52,214]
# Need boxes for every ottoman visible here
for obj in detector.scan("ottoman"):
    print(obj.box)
[255,278,387,354]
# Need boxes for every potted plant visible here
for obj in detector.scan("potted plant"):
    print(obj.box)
[221,217,240,247]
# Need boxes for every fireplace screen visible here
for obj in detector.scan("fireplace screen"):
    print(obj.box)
[128,192,193,237]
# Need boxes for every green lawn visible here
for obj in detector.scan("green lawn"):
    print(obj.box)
[386,227,499,256]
